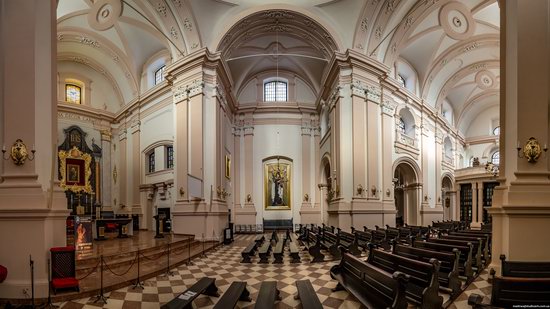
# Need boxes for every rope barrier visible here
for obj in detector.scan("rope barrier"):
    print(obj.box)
[102,252,138,277]
[76,259,101,280]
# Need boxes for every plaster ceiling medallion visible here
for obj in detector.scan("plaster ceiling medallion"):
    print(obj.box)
[439,2,475,40]
[475,70,496,89]
[87,0,123,31]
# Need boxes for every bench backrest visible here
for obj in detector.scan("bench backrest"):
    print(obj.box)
[323,230,338,244]
[393,243,458,276]
[500,254,550,278]
[368,246,439,290]
[413,241,471,265]
[333,252,409,309]
[491,276,550,308]
[337,229,355,243]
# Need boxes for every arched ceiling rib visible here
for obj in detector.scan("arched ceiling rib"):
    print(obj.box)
[216,9,339,96]
[354,0,500,136]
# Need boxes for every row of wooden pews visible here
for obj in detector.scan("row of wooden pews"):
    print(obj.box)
[469,255,550,308]
[241,230,300,264]
[329,221,490,308]
[163,277,323,309]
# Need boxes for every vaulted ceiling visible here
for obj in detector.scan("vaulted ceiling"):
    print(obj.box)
[57,0,500,136]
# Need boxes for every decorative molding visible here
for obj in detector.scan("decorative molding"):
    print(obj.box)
[183,18,193,31]
[156,2,167,17]
[173,79,204,103]
[381,100,397,115]
[351,80,381,103]
[170,27,178,40]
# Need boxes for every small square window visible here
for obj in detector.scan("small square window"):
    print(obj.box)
[264,81,287,102]
[66,84,81,104]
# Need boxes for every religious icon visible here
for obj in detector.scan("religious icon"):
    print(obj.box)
[264,158,291,210]
[67,164,80,183]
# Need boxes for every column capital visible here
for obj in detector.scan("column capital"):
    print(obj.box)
[173,79,204,104]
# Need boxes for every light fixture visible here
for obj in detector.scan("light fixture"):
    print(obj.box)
[2,139,35,165]
[517,137,548,163]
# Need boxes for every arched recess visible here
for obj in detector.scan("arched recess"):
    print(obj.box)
[392,156,422,226]
[319,153,332,225]
[441,173,455,221]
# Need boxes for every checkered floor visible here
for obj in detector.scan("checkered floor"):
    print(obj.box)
[55,234,491,308]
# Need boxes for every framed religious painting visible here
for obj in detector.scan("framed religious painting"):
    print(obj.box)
[264,158,292,210]
[59,146,92,193]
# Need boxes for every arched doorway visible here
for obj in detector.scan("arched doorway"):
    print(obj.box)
[319,156,332,225]
[393,162,419,226]
[441,175,454,220]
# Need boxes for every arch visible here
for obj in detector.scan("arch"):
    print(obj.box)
[142,139,173,154]
[393,156,421,226]
[211,5,344,53]
[482,143,499,161]
[441,173,455,221]
[392,155,422,184]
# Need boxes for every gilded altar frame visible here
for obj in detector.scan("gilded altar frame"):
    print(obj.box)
[59,146,93,193]
[264,159,292,210]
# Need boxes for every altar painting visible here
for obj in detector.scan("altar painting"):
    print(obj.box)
[264,160,291,210]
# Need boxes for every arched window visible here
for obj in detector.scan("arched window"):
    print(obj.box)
[148,152,155,173]
[491,151,500,165]
[166,145,174,169]
[65,84,81,104]
[264,80,287,102]
[154,65,166,85]
[493,126,500,135]
[397,74,406,88]
[397,117,406,134]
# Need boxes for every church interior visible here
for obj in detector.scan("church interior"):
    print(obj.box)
[2,0,550,308]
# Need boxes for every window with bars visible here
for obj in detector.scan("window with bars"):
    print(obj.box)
[397,74,406,87]
[166,145,174,169]
[66,84,82,104]
[264,81,287,102]
[397,117,406,134]
[154,66,166,85]
[493,126,500,135]
[148,152,155,173]
[491,151,500,165]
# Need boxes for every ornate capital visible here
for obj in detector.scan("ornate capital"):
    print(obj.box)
[350,80,381,104]
[381,99,397,115]
[173,79,204,103]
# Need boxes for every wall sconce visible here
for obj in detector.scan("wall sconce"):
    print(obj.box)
[424,194,431,202]
[2,139,35,165]
[371,185,377,197]
[356,184,364,196]
[517,137,548,163]
[246,194,252,203]
[179,187,185,197]
[386,189,391,197]
[303,193,309,202]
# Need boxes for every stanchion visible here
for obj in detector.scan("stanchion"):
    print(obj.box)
[163,243,174,276]
[30,255,35,309]
[40,258,59,308]
[200,233,207,258]
[132,250,144,290]
[91,256,108,304]
[186,237,194,266]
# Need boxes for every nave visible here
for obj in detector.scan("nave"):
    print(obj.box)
[55,232,492,309]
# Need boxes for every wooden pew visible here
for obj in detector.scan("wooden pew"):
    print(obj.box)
[468,277,550,308]
[413,240,474,282]
[288,241,301,263]
[302,229,324,263]
[319,229,341,259]
[330,251,409,309]
[371,228,391,251]
[272,238,286,264]
[213,281,251,309]
[405,224,431,238]
[240,242,258,263]
[499,254,550,278]
[351,227,371,250]
[321,223,335,234]
[392,242,462,296]
[367,245,443,309]
[336,228,362,256]
[442,234,490,264]
[254,281,281,309]
[428,238,483,270]
[295,280,323,309]
[270,231,279,246]
[254,235,265,245]
[162,277,219,309]
[258,241,272,264]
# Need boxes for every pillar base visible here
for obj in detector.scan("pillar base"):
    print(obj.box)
[172,199,228,240]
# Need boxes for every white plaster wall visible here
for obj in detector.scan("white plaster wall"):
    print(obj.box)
[58,62,121,111]
[253,124,303,224]
[295,78,316,103]
[237,80,257,103]
[466,105,500,137]
[141,103,174,152]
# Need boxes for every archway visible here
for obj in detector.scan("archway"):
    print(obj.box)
[393,162,419,226]
[441,175,454,220]
[319,155,332,225]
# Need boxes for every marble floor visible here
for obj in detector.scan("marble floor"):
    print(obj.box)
[55,234,491,309]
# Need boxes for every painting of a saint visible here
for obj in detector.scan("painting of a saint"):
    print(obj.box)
[264,159,291,210]
[67,164,80,183]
